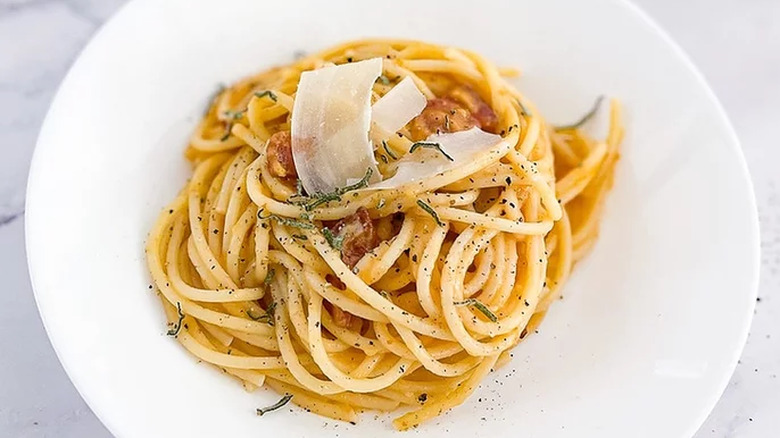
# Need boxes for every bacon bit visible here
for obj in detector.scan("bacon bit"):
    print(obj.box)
[333,207,379,268]
[447,85,499,133]
[409,85,498,140]
[390,212,405,235]
[265,131,297,178]
[325,274,346,290]
[410,98,479,141]
[324,301,354,328]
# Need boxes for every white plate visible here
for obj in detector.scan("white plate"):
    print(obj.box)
[26,0,760,437]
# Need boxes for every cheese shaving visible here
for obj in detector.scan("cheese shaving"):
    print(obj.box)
[369,127,503,190]
[291,58,382,194]
[371,77,427,137]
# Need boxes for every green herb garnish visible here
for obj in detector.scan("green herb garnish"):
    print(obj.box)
[166,302,185,336]
[409,142,454,161]
[254,90,278,102]
[219,110,245,141]
[377,75,391,85]
[382,140,397,160]
[322,228,344,251]
[416,200,444,227]
[263,268,275,286]
[291,234,308,241]
[295,179,307,198]
[222,109,245,120]
[453,298,498,322]
[256,394,293,416]
[248,302,276,326]
[555,96,604,131]
[290,167,373,211]
[220,124,233,142]
[257,211,315,229]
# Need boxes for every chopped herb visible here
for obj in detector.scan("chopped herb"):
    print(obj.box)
[220,124,232,141]
[295,179,306,197]
[382,140,398,159]
[291,234,308,241]
[166,302,185,336]
[256,394,293,416]
[222,109,245,120]
[254,90,278,102]
[290,167,373,211]
[248,302,276,325]
[377,75,391,85]
[453,298,498,322]
[555,95,604,131]
[322,228,344,251]
[416,200,444,226]
[257,210,315,229]
[409,142,454,161]
[263,268,276,286]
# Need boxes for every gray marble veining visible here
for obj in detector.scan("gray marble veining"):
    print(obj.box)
[0,0,778,437]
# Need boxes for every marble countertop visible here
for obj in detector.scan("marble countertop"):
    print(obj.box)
[1,0,778,436]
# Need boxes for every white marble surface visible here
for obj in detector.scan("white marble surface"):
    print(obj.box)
[0,0,777,436]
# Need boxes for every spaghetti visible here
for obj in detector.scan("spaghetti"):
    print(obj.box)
[145,39,622,430]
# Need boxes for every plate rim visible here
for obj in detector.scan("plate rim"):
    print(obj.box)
[24,0,761,437]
